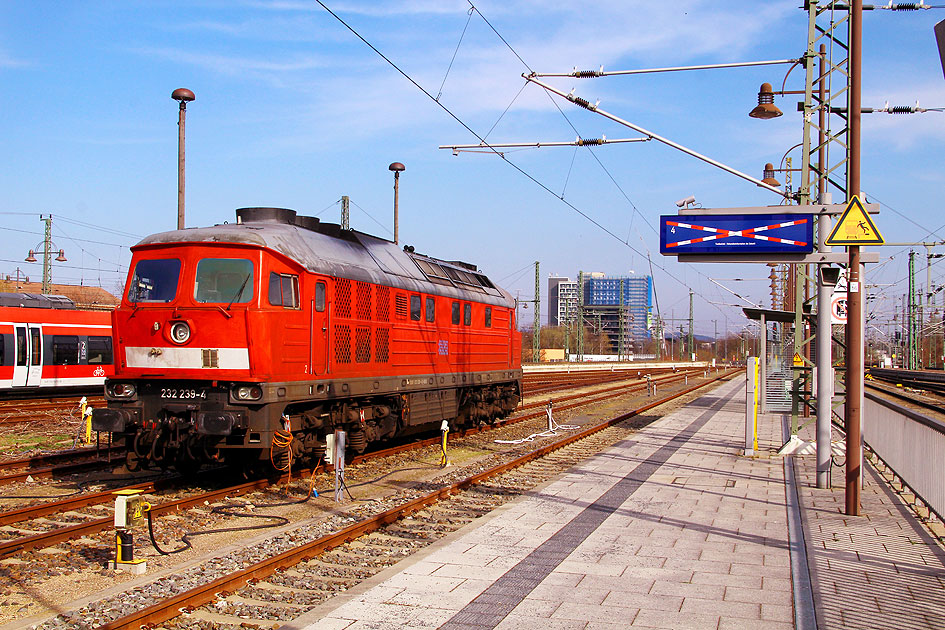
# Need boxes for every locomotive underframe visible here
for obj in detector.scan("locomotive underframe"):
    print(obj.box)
[94,368,521,472]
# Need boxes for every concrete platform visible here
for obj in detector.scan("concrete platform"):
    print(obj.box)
[289,378,945,629]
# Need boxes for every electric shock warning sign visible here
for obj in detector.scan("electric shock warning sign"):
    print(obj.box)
[659,213,815,255]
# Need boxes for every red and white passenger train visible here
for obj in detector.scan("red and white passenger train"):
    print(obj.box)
[92,207,522,472]
[0,293,114,392]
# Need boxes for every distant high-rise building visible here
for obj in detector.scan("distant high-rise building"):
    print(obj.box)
[582,274,653,353]
[548,275,578,326]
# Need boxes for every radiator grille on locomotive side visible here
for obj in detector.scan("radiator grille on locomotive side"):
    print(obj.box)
[356,281,371,320]
[355,325,371,363]
[336,278,352,318]
[335,324,352,364]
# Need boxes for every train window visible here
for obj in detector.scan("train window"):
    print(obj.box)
[88,336,113,364]
[485,307,492,328]
[0,336,3,366]
[52,336,79,366]
[30,328,40,365]
[16,329,26,366]
[268,272,299,309]
[315,282,326,312]
[426,297,435,323]
[452,301,460,325]
[195,259,254,304]
[128,258,181,303]
[410,295,421,321]
[463,303,471,326]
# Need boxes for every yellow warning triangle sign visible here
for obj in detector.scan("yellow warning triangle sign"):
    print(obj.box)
[792,352,803,366]
[826,195,884,245]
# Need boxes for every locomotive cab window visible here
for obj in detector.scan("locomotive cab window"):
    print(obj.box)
[452,301,460,325]
[463,303,471,326]
[425,297,435,322]
[410,295,421,321]
[128,258,181,303]
[194,259,254,304]
[268,272,299,308]
[485,307,492,328]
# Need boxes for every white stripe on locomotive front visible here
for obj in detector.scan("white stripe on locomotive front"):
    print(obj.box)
[124,346,250,370]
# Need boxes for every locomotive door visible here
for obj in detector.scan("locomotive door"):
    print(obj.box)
[310,281,328,375]
[12,325,41,387]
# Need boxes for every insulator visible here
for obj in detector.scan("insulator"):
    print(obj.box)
[573,70,602,78]
[890,3,921,9]
[572,96,593,110]
[577,138,604,146]
[889,105,914,114]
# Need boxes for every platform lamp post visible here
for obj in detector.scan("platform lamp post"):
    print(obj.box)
[25,215,67,295]
[172,88,195,231]
[389,162,405,245]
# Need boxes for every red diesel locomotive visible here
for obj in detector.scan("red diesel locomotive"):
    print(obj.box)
[92,207,522,472]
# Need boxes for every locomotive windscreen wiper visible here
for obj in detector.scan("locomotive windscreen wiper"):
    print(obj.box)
[226,273,251,310]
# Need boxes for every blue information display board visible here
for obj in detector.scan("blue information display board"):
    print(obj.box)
[659,213,814,255]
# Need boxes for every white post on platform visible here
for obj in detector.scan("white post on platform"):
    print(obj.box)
[745,357,759,455]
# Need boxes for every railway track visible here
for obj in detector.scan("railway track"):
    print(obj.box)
[0,395,104,425]
[25,369,734,630]
[0,368,709,561]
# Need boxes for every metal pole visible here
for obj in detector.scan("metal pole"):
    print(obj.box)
[177,102,186,231]
[171,88,194,231]
[816,215,834,489]
[389,162,405,245]
[845,0,863,516]
[816,43,833,489]
[393,172,399,245]
[41,215,52,294]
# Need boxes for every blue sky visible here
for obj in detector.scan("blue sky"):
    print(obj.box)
[1,1,943,339]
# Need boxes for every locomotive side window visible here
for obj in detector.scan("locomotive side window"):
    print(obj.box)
[485,307,492,328]
[315,282,326,312]
[452,301,460,325]
[268,272,299,308]
[52,336,79,365]
[410,295,421,321]
[88,336,113,364]
[463,303,471,326]
[128,258,181,303]
[425,297,435,323]
[194,259,254,304]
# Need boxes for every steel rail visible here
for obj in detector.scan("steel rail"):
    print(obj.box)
[0,475,281,558]
[94,370,736,630]
[0,370,730,557]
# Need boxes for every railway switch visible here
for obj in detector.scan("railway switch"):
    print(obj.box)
[109,489,151,574]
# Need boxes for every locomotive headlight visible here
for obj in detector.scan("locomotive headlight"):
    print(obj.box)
[169,321,191,345]
[107,382,137,398]
[233,385,263,401]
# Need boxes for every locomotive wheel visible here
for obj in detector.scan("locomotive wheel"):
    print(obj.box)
[124,449,144,473]
[149,427,171,469]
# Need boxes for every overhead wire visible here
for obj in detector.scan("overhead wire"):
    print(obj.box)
[315,1,758,322]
